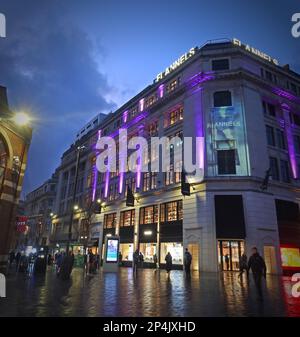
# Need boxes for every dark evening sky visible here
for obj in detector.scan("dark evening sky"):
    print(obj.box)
[0,0,299,195]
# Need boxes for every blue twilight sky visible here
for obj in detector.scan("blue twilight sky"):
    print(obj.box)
[0,0,299,195]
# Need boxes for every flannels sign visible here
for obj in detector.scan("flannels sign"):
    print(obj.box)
[155,47,197,83]
[233,38,279,66]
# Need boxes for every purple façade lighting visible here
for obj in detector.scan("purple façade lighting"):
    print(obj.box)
[158,84,164,98]
[92,130,101,201]
[282,103,298,179]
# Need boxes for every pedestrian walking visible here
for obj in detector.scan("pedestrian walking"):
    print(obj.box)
[184,248,192,276]
[118,251,123,266]
[165,252,173,276]
[9,251,15,267]
[133,249,139,275]
[15,251,21,271]
[238,253,248,279]
[224,254,230,270]
[139,252,144,268]
[248,247,267,300]
[153,253,158,269]
[56,252,63,276]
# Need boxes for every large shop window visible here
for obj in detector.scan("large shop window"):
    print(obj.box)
[213,91,232,107]
[217,149,236,175]
[120,243,134,261]
[120,210,135,227]
[139,205,158,224]
[139,243,157,263]
[160,242,183,265]
[215,195,246,239]
[104,213,117,229]
[160,200,183,222]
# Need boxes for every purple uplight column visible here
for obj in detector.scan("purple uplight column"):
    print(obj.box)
[136,125,144,189]
[118,128,127,194]
[158,84,164,99]
[92,130,102,201]
[282,103,298,179]
[195,88,205,173]
[139,98,145,112]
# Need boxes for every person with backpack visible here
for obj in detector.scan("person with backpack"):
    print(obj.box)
[248,247,267,299]
[184,248,192,276]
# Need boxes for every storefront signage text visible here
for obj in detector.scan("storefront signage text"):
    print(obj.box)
[155,47,197,83]
[233,38,279,66]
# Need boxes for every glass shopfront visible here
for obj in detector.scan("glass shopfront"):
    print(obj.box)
[218,240,245,271]
[160,242,183,265]
[120,243,134,261]
[139,243,157,263]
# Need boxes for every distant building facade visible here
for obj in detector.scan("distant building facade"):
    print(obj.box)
[21,173,58,248]
[0,85,32,268]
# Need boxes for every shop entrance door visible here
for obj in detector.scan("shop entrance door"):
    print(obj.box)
[218,240,244,271]
[264,245,277,274]
[188,243,199,271]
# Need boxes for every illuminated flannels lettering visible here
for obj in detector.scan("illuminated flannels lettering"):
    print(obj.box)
[233,38,279,66]
[155,47,197,83]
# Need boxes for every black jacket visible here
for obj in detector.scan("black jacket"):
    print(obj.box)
[248,253,266,276]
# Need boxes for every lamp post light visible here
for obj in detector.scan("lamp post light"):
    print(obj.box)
[66,145,85,254]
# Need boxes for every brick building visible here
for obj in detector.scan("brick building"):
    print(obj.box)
[0,85,32,269]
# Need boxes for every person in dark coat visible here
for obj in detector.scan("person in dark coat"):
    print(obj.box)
[238,253,248,278]
[9,251,15,266]
[224,254,230,270]
[15,252,21,271]
[133,249,139,275]
[184,248,192,276]
[165,252,173,275]
[248,247,267,299]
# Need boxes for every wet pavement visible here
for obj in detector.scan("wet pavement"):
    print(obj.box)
[0,267,299,317]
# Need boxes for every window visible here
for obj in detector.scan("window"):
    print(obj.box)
[213,91,232,107]
[160,200,183,222]
[143,172,150,192]
[104,213,117,228]
[164,106,183,128]
[276,129,286,150]
[139,205,158,224]
[294,135,300,154]
[212,59,229,71]
[217,149,236,174]
[166,79,178,93]
[148,121,158,136]
[262,101,276,117]
[280,160,290,183]
[151,172,158,189]
[265,70,273,82]
[120,210,135,227]
[291,83,297,95]
[293,113,300,126]
[266,125,275,146]
[270,157,279,181]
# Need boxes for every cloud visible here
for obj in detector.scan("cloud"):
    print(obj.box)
[0,0,117,194]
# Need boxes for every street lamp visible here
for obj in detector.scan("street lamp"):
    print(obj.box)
[66,145,86,254]
[13,112,31,126]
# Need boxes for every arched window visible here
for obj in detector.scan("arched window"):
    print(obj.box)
[0,136,8,193]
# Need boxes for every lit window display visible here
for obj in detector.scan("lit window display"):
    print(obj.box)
[120,243,134,261]
[139,205,158,224]
[160,200,183,222]
[160,242,183,264]
[139,243,157,263]
[120,209,135,227]
[280,247,300,268]
[104,213,117,228]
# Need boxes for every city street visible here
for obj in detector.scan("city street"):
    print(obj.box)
[0,267,299,317]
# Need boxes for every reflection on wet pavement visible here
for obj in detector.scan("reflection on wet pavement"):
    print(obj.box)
[0,267,299,317]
